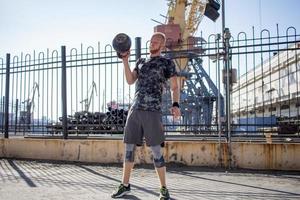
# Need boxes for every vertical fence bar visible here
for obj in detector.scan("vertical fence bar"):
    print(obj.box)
[135,37,141,60]
[14,99,18,134]
[4,54,11,138]
[1,97,4,133]
[61,46,68,139]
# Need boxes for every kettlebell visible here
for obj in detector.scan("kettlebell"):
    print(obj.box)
[112,33,131,58]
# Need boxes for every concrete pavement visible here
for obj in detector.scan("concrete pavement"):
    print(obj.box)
[0,159,299,200]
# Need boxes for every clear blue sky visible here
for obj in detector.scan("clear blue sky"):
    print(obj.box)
[1,0,300,57]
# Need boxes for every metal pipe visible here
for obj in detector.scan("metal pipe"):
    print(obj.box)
[222,0,225,36]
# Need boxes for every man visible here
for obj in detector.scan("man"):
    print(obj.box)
[111,32,180,200]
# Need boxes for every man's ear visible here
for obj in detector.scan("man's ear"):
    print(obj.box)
[161,46,167,52]
[160,44,166,51]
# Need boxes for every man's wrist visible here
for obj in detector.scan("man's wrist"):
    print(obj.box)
[172,102,180,108]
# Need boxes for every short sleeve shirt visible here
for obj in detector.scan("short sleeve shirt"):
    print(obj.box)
[131,56,177,112]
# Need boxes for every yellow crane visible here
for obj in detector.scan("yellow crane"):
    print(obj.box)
[154,0,220,89]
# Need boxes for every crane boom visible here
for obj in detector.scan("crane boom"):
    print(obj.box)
[185,0,207,37]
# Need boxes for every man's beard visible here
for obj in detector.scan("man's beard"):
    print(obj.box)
[150,48,160,54]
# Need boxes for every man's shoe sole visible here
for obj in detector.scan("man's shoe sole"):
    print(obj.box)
[112,190,130,198]
[159,195,170,200]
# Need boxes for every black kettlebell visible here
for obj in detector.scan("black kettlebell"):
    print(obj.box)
[112,33,131,58]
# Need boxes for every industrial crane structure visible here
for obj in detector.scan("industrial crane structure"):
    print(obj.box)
[156,0,224,129]
[19,82,40,127]
[80,81,98,112]
[155,0,220,71]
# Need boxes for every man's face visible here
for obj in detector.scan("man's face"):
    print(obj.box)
[150,36,163,54]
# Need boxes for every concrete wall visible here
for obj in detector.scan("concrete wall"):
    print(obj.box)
[0,139,3,157]
[0,138,299,170]
[231,143,300,170]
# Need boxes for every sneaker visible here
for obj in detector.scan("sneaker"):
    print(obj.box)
[111,183,131,198]
[159,186,170,200]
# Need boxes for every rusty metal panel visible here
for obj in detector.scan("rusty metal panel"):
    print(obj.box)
[154,24,181,49]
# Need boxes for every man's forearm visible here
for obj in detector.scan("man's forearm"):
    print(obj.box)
[171,87,180,103]
[123,60,135,85]
[170,76,180,104]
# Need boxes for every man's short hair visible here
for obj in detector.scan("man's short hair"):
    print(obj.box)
[152,32,166,45]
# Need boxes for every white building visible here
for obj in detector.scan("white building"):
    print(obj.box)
[232,43,300,121]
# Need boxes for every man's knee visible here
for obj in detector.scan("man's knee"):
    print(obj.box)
[154,155,166,168]
[150,145,165,168]
[125,143,136,162]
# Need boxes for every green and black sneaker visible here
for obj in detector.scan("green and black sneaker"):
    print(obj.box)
[111,183,131,198]
[159,186,170,200]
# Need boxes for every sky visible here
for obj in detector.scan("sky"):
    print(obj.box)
[0,0,300,120]
[1,0,300,57]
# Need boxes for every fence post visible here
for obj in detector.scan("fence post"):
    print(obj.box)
[135,37,141,60]
[4,54,10,138]
[61,46,68,139]
[223,28,232,168]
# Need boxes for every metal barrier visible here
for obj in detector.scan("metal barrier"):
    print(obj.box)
[0,26,299,141]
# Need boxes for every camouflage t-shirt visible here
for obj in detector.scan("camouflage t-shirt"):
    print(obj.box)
[131,56,177,112]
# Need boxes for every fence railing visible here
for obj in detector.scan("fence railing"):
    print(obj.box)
[1,26,300,141]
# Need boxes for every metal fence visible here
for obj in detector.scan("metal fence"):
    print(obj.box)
[230,26,300,138]
[1,26,300,141]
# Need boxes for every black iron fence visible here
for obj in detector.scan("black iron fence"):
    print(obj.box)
[230,26,300,137]
[1,26,300,140]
